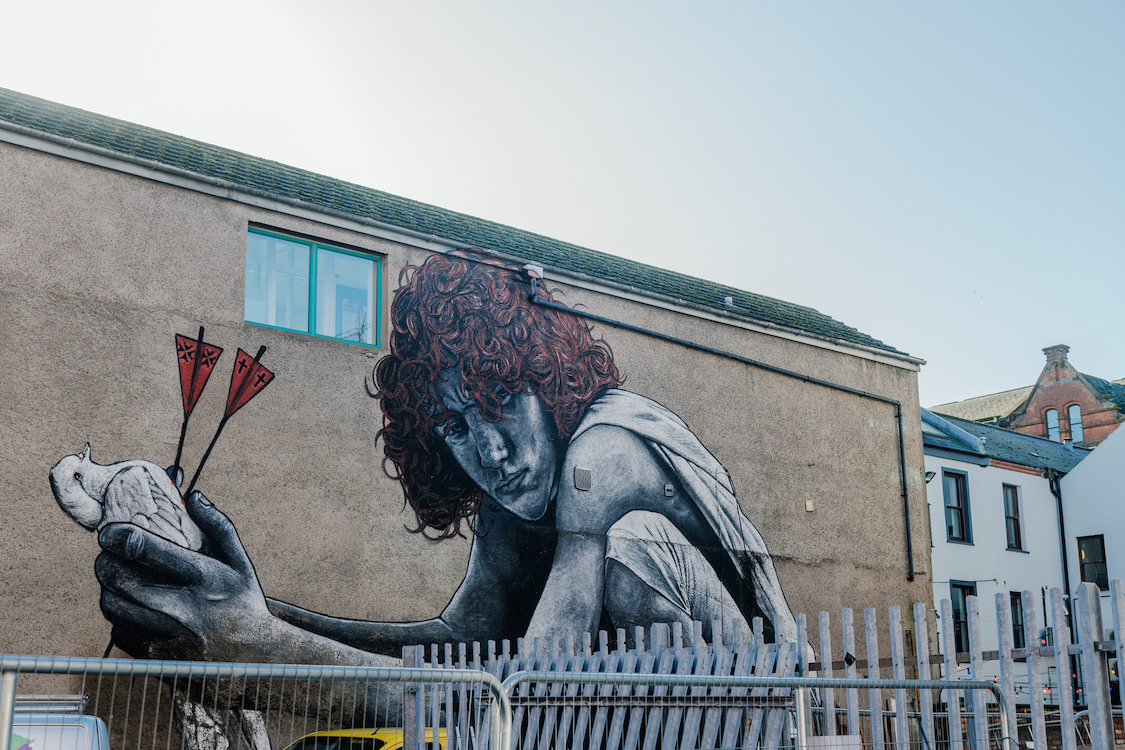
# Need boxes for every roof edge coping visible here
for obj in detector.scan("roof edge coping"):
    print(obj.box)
[921,408,986,454]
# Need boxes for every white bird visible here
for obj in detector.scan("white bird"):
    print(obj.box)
[49,444,203,550]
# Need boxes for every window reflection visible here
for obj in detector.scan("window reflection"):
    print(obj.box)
[245,228,380,346]
[1068,404,1084,443]
[1046,409,1060,442]
[316,248,376,344]
[245,233,311,332]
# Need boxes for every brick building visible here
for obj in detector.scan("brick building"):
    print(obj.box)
[931,344,1125,447]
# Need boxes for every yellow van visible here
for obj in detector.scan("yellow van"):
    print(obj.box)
[281,728,446,750]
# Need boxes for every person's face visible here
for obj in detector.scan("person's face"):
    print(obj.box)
[434,369,561,521]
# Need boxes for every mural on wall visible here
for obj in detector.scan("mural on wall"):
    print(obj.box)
[55,252,797,665]
[49,330,273,557]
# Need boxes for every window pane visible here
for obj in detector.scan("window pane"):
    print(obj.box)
[945,508,962,540]
[944,473,966,541]
[951,583,975,653]
[1079,536,1109,590]
[11,724,91,750]
[245,232,310,332]
[353,740,386,750]
[1004,485,1022,550]
[1068,404,1084,443]
[316,248,376,344]
[1046,409,1060,441]
[1010,592,1025,650]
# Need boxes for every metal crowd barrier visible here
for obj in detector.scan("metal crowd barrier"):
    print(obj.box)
[0,656,511,750]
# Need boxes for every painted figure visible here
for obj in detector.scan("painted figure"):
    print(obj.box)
[94,252,795,665]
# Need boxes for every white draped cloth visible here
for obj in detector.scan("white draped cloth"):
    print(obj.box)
[571,389,798,644]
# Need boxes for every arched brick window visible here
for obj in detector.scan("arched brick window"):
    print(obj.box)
[1068,403,1084,443]
[1045,408,1060,442]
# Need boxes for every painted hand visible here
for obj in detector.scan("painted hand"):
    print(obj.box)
[96,490,272,661]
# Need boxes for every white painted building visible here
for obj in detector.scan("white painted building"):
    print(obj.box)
[922,408,1089,702]
[1061,424,1125,645]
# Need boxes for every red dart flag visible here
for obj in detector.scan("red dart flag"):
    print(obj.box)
[184,344,274,499]
[225,347,275,417]
[175,333,223,415]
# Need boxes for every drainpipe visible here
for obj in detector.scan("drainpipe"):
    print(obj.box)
[1048,469,1073,633]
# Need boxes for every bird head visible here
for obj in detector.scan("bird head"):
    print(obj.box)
[49,443,107,529]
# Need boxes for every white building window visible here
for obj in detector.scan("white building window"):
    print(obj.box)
[950,581,976,653]
[1003,484,1023,551]
[943,470,972,543]
[1010,592,1025,649]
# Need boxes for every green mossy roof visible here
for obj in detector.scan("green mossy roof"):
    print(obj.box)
[0,86,906,355]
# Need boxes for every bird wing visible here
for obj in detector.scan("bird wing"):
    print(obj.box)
[104,465,200,549]
[144,470,203,550]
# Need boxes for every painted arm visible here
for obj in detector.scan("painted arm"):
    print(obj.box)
[523,530,607,640]
[524,425,674,640]
[98,494,552,660]
[264,601,458,657]
[269,503,557,654]
[96,489,415,724]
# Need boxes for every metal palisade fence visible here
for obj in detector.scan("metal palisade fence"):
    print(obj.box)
[4,580,1125,750]
[403,581,1122,749]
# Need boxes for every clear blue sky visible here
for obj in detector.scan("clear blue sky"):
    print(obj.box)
[4,1,1123,406]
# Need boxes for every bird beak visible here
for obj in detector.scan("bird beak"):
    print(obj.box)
[79,443,90,462]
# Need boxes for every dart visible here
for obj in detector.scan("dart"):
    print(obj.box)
[173,327,224,474]
[185,345,274,498]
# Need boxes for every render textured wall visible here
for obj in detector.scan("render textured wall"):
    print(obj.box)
[0,139,931,662]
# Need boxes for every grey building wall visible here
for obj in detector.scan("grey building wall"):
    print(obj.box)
[0,136,931,659]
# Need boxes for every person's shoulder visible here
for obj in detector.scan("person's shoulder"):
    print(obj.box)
[557,425,673,533]
[565,423,651,468]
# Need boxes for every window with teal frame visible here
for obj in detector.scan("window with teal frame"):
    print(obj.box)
[245,228,381,346]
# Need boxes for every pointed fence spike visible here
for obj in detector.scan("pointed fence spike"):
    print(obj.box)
[1022,590,1047,750]
[842,607,859,738]
[819,611,836,736]
[913,602,934,745]
[864,607,884,750]
[940,598,964,750]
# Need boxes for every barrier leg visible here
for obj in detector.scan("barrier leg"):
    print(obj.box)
[796,686,808,750]
[0,670,17,750]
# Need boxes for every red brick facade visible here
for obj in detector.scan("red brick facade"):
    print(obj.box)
[1002,345,1124,447]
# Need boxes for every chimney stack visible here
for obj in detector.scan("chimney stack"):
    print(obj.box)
[1043,344,1070,365]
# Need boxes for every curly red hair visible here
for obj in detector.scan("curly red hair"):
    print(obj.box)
[373,252,623,538]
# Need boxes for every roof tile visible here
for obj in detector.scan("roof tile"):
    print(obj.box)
[928,412,1089,473]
